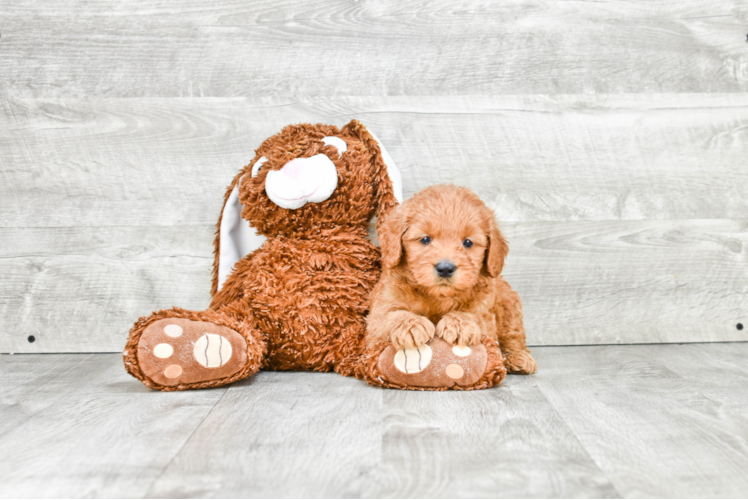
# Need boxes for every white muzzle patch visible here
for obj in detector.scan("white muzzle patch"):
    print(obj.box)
[265,154,338,210]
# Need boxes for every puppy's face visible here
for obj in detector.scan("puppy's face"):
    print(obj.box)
[403,214,487,295]
[380,185,508,297]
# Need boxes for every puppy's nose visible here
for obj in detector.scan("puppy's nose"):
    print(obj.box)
[435,260,457,278]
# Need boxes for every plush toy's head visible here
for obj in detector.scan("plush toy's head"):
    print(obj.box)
[239,121,401,237]
[213,120,403,293]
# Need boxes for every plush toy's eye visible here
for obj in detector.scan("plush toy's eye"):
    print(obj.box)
[321,136,347,157]
[420,236,431,245]
[251,156,268,178]
[463,239,473,248]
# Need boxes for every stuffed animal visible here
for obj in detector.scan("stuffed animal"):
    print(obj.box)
[122,120,506,391]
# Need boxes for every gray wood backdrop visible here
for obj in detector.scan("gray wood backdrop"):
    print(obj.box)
[1,1,747,353]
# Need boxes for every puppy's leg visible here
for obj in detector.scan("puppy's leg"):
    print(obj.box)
[496,291,537,375]
[502,338,537,374]
[436,312,482,346]
[380,310,436,350]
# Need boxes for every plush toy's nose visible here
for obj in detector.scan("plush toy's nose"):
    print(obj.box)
[280,158,307,181]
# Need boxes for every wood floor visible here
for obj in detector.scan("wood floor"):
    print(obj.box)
[2,343,748,498]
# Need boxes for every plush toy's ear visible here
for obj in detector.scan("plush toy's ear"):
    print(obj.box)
[342,120,403,233]
[211,172,267,295]
[485,217,509,278]
[378,206,406,269]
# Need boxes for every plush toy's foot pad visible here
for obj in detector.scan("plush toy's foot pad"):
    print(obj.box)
[378,338,487,389]
[137,318,248,387]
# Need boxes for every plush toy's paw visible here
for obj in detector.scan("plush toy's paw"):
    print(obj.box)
[131,318,250,389]
[503,349,538,374]
[378,338,488,389]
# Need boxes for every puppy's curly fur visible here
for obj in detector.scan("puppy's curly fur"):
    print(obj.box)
[367,184,537,375]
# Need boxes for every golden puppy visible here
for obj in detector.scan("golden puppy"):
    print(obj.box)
[367,184,537,375]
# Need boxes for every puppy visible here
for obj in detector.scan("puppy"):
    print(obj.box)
[367,184,537,375]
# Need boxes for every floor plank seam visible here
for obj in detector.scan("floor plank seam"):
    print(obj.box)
[532,379,626,499]
[142,386,231,499]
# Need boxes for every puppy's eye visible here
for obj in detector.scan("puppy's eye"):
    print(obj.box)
[251,156,268,178]
[420,236,431,245]
[463,239,473,248]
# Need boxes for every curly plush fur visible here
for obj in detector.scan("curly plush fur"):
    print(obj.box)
[366,184,537,386]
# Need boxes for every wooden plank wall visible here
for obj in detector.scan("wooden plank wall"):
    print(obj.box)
[1,1,747,352]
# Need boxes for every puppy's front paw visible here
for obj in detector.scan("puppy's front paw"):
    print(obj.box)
[389,312,435,350]
[436,312,482,346]
[504,350,537,374]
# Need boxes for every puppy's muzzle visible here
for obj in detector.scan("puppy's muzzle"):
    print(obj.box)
[435,260,457,278]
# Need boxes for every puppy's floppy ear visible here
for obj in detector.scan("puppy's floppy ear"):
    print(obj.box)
[485,216,509,277]
[378,206,406,269]
[341,119,403,233]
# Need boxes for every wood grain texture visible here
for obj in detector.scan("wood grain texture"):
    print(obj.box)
[502,219,748,346]
[375,377,617,498]
[2,1,748,98]
[2,219,745,352]
[0,218,743,353]
[2,94,747,352]
[0,354,227,498]
[3,346,748,498]
[2,94,748,227]
[0,226,214,353]
[147,372,618,498]
[533,344,748,498]
[146,371,384,498]
[0,354,89,438]
[628,343,748,418]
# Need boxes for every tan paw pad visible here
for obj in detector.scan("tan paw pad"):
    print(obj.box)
[164,324,183,337]
[393,345,432,374]
[153,343,174,359]
[164,364,183,378]
[445,363,465,379]
[193,333,232,368]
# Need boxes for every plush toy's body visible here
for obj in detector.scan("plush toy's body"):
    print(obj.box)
[215,232,380,374]
[123,120,506,391]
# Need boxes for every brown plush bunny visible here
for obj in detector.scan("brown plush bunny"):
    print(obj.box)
[122,120,403,390]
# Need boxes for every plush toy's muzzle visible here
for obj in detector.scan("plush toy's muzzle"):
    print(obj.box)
[265,154,339,210]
